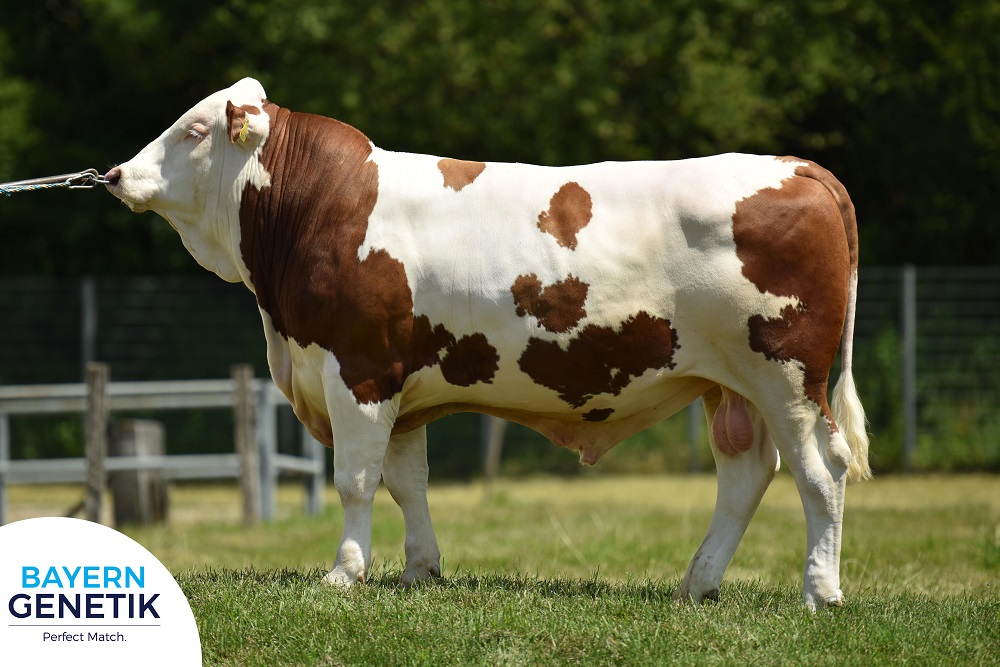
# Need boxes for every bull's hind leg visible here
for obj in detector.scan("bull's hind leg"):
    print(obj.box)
[382,426,442,585]
[758,396,852,610]
[678,385,779,602]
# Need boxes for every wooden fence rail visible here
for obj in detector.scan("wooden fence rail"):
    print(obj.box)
[0,363,326,526]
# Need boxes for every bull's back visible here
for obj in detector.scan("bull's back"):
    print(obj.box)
[365,150,803,329]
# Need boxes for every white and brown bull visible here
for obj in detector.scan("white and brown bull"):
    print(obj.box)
[105,78,870,609]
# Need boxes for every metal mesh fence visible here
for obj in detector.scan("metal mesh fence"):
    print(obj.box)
[0,277,266,385]
[909,267,1000,469]
[0,278,83,384]
[1,268,998,472]
[842,266,1000,471]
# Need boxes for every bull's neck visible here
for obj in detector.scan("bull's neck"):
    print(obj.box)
[237,104,380,330]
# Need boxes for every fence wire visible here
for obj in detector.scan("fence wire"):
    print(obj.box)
[1,268,998,472]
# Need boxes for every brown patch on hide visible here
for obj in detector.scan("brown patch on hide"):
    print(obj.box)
[537,182,593,249]
[511,273,589,333]
[583,408,615,422]
[439,332,500,387]
[518,311,678,408]
[732,158,855,422]
[438,158,486,191]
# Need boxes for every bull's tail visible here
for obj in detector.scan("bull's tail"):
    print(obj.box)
[830,268,872,483]
[799,158,871,483]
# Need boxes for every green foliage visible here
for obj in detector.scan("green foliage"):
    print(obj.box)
[853,329,905,472]
[914,325,1000,472]
[0,41,35,181]
[1,1,999,273]
[847,321,1000,474]
[10,415,84,461]
[2,3,999,474]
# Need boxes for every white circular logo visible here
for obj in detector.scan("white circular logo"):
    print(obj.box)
[0,517,201,666]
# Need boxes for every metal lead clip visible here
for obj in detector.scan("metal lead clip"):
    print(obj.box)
[0,168,110,195]
[67,169,111,189]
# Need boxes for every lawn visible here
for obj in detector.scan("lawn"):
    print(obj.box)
[7,473,999,665]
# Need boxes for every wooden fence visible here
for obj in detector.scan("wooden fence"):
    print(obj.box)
[0,363,326,526]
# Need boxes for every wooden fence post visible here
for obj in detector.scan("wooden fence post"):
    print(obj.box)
[84,362,109,523]
[109,419,168,527]
[233,364,261,525]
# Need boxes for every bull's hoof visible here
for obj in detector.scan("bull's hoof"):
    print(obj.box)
[824,591,845,607]
[804,588,844,610]
[674,586,720,604]
[322,568,365,587]
[400,563,441,588]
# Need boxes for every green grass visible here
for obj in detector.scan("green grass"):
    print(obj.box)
[179,570,996,666]
[8,474,1000,665]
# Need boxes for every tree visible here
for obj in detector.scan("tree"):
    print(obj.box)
[1,0,997,275]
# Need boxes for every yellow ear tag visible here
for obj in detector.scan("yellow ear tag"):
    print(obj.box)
[239,119,250,143]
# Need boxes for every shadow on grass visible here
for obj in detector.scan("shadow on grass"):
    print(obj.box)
[176,565,800,607]
[423,570,680,602]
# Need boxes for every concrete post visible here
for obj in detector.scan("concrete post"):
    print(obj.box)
[902,265,918,471]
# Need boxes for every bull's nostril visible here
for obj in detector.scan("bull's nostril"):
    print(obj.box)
[105,167,122,187]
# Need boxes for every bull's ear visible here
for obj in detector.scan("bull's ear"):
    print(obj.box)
[225,100,261,146]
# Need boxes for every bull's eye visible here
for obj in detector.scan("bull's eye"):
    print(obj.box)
[186,124,209,142]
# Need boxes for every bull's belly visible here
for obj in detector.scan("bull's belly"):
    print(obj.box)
[270,329,718,462]
[264,287,795,461]
[396,367,715,463]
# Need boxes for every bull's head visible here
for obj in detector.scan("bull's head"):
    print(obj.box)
[105,77,272,283]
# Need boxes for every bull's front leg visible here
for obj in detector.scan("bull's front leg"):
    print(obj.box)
[322,401,395,587]
[382,426,441,585]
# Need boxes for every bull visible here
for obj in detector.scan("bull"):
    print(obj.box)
[105,78,870,609]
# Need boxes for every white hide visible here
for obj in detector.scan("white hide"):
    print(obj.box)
[110,78,270,283]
